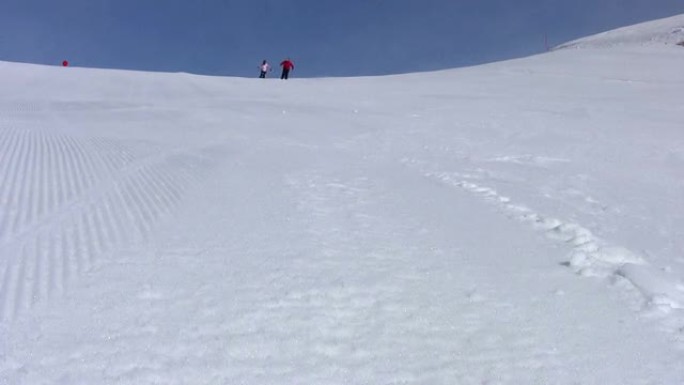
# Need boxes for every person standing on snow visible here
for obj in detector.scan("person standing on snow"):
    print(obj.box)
[280,58,294,79]
[259,60,271,78]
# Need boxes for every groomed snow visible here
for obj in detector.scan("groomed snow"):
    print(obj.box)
[557,13,684,48]
[1,15,684,385]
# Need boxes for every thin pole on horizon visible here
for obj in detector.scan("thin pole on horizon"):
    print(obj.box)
[544,33,550,51]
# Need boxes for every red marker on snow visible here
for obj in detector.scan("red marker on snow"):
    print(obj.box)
[62,60,69,67]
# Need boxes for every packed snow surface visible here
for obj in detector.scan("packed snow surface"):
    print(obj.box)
[557,13,684,48]
[1,15,684,385]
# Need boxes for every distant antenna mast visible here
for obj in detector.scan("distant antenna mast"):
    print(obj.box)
[544,33,550,51]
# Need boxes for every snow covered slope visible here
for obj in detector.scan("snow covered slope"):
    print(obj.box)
[557,13,684,49]
[1,15,684,384]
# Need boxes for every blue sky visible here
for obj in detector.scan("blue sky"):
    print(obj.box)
[1,0,683,77]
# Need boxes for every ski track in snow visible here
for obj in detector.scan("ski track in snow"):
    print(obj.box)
[0,125,215,322]
[403,158,684,342]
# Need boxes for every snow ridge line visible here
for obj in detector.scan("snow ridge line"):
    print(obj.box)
[0,127,192,248]
[0,162,194,322]
[420,168,684,317]
[0,128,218,322]
[0,128,124,243]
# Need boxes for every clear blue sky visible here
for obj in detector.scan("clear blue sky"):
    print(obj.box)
[1,0,683,77]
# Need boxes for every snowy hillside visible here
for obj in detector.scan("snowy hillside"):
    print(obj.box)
[1,15,684,384]
[557,13,684,49]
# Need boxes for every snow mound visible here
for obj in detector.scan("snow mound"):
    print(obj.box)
[556,13,684,49]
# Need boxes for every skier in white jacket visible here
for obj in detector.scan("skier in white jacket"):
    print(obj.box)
[259,60,271,78]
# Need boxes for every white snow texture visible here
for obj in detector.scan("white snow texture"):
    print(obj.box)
[1,13,684,385]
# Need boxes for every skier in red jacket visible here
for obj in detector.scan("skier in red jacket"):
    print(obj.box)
[280,58,294,79]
